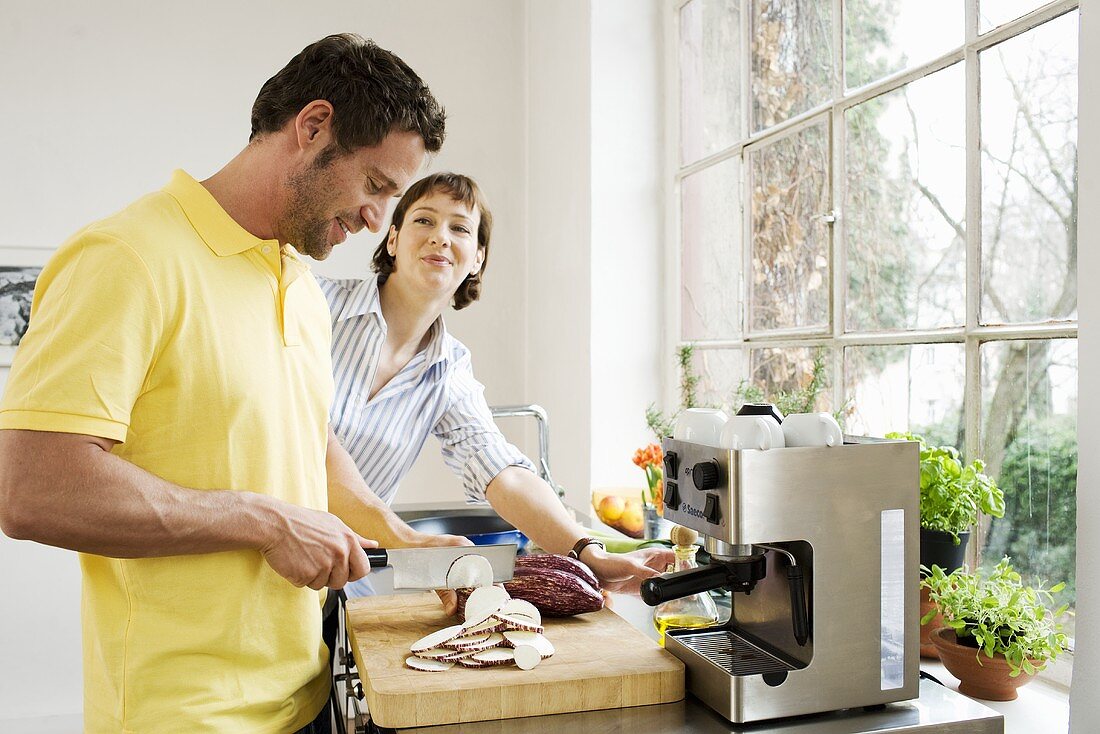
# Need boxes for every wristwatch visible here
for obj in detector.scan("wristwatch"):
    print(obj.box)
[568,536,605,560]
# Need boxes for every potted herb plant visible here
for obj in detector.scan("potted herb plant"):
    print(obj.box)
[886,432,1005,562]
[922,558,1068,701]
[885,432,1005,657]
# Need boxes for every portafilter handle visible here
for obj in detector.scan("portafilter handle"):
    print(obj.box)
[640,563,731,606]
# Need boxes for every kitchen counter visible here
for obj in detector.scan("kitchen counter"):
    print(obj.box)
[348,565,1004,734]
[373,679,999,734]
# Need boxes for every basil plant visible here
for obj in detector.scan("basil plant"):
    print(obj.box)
[886,432,1005,544]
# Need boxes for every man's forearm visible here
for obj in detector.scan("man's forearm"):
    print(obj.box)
[0,429,275,557]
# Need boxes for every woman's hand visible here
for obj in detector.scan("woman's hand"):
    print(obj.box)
[401,531,474,615]
[580,545,675,594]
[403,530,473,550]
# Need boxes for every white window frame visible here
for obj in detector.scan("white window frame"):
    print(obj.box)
[664,0,1080,686]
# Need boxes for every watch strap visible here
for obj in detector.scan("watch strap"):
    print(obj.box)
[568,536,605,560]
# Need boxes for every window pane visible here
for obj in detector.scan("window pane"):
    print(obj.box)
[680,0,743,164]
[691,347,745,409]
[751,0,834,131]
[749,120,830,332]
[980,0,1047,33]
[845,64,966,332]
[844,343,964,442]
[980,12,1078,325]
[980,339,1077,639]
[748,346,834,413]
[845,0,963,89]
[682,158,742,340]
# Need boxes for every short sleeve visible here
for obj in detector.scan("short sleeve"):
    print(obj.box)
[0,231,163,442]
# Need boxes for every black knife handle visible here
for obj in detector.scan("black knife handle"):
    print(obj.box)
[365,549,390,568]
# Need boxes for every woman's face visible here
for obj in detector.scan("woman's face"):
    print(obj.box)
[386,191,484,299]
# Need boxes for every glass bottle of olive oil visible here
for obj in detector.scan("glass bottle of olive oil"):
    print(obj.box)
[653,526,720,646]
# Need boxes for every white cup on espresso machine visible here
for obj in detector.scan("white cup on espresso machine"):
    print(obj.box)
[719,415,779,450]
[782,412,844,447]
[673,408,729,447]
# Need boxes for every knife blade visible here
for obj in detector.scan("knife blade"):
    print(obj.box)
[364,544,518,589]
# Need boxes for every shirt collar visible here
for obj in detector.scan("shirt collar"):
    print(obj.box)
[421,318,448,370]
[336,274,385,323]
[338,275,451,370]
[163,169,280,257]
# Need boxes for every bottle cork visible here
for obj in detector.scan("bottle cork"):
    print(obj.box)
[670,525,697,548]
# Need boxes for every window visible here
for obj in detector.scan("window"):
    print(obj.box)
[672,0,1079,649]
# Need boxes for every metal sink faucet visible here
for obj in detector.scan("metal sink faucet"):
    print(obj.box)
[490,404,560,498]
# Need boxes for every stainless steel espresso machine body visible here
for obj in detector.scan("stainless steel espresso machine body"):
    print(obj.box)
[642,436,919,724]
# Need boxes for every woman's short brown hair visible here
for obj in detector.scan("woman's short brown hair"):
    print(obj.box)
[372,173,492,310]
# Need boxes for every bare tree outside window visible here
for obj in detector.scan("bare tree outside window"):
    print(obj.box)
[674,0,1078,642]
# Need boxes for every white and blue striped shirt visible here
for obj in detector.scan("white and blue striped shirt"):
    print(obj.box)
[318,274,535,505]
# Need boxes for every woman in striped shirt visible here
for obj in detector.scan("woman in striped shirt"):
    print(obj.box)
[318,173,672,592]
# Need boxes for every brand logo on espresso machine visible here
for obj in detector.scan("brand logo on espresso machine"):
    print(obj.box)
[680,504,706,521]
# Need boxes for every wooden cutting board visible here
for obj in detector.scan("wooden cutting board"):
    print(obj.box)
[346,592,685,729]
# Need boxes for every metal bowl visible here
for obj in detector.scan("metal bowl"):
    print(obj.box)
[405,514,529,549]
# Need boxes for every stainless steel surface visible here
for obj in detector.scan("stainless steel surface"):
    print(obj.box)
[674,628,796,676]
[755,543,799,567]
[392,501,500,521]
[490,404,558,495]
[659,436,921,723]
[381,680,1002,734]
[346,546,1001,734]
[385,543,516,589]
[704,538,757,558]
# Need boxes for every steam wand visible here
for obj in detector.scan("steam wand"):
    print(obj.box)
[755,544,810,647]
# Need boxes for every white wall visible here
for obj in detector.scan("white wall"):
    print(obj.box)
[0,0,533,506]
[0,1,669,725]
[590,1,666,494]
[0,0,533,724]
[1070,0,1097,730]
[5,0,1094,730]
[524,0,594,513]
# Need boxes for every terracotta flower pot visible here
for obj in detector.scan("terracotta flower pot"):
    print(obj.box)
[919,586,945,659]
[930,627,1039,701]
[918,529,969,659]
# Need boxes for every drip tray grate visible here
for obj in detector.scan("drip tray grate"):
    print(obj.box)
[669,629,795,677]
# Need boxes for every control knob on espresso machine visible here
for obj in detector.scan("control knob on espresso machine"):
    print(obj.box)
[691,459,721,490]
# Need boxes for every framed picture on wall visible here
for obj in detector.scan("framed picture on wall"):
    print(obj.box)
[0,246,53,367]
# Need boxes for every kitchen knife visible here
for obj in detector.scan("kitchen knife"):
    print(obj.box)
[364,544,518,590]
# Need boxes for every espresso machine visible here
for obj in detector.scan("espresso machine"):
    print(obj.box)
[641,433,919,723]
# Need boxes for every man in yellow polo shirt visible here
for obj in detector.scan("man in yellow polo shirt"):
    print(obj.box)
[0,34,464,734]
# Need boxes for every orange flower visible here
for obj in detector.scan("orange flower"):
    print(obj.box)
[648,444,664,466]
[633,443,667,512]
[632,443,664,470]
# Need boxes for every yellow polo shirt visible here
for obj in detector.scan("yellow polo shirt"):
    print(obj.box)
[0,171,334,733]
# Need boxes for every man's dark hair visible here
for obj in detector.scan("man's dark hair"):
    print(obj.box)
[250,33,445,153]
